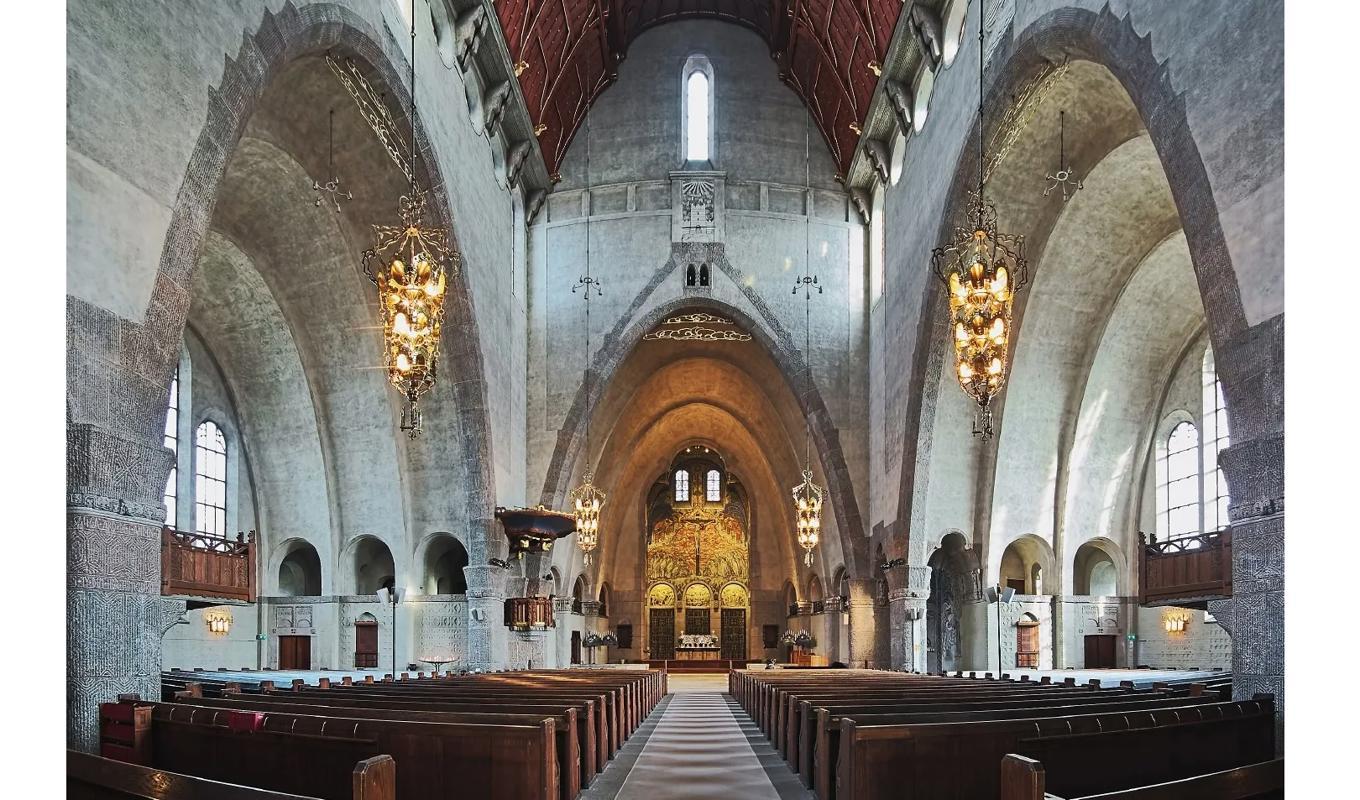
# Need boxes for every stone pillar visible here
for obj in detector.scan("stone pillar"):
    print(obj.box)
[846,580,879,668]
[1214,314,1284,743]
[580,600,603,664]
[886,565,930,672]
[68,423,176,751]
[462,564,508,671]
[823,597,844,663]
[553,596,574,667]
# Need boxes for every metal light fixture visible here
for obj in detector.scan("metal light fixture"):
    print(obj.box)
[204,609,233,636]
[571,112,605,565]
[932,0,1028,440]
[791,108,824,568]
[361,0,459,438]
[312,108,354,211]
[1043,110,1083,201]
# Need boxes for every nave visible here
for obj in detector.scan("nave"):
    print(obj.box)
[72,665,1280,800]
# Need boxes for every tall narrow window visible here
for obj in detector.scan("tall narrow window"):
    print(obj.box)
[683,64,711,161]
[195,421,228,536]
[1201,347,1231,532]
[674,469,690,502]
[1156,421,1200,539]
[705,469,721,502]
[869,184,885,304]
[162,370,178,526]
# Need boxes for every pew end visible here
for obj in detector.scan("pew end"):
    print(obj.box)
[1000,754,1046,800]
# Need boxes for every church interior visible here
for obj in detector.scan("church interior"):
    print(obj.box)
[54,0,1314,797]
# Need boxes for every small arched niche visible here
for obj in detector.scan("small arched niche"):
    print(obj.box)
[351,536,396,595]
[999,535,1056,595]
[422,534,469,595]
[278,539,322,596]
[1073,539,1122,596]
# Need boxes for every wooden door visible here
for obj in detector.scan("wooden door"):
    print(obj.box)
[570,631,581,665]
[278,635,311,670]
[1015,624,1039,668]
[649,608,675,659]
[354,622,378,668]
[720,608,746,661]
[1084,634,1117,668]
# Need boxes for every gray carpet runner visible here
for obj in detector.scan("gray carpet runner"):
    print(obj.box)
[583,691,812,800]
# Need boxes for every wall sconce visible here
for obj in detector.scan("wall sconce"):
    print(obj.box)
[205,609,233,636]
[1163,613,1188,633]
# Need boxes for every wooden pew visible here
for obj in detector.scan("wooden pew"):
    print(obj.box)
[149,702,558,800]
[835,698,1275,800]
[190,693,584,800]
[805,691,1217,798]
[68,750,393,800]
[1000,752,1283,799]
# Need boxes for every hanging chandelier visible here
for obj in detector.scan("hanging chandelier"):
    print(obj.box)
[792,468,823,567]
[791,108,823,568]
[360,0,458,438]
[931,0,1028,439]
[571,113,605,566]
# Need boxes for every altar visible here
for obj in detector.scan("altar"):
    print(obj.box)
[677,633,720,660]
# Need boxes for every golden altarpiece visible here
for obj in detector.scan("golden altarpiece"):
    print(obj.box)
[644,451,750,661]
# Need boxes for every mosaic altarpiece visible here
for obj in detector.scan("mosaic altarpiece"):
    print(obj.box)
[644,462,750,659]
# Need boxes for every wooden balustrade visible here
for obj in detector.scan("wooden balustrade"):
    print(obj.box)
[505,596,556,631]
[1139,529,1232,607]
[161,527,257,602]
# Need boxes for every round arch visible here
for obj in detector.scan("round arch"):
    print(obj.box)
[893,4,1254,559]
[270,536,325,597]
[538,291,868,577]
[343,534,397,596]
[415,532,469,595]
[1072,537,1127,597]
[998,534,1056,596]
[133,2,497,561]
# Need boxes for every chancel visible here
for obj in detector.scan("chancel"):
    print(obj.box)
[63,0,1293,798]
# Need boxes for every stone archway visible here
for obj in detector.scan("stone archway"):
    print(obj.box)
[65,3,497,749]
[538,291,867,578]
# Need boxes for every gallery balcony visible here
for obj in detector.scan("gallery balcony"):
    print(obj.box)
[160,527,257,608]
[1138,529,1232,609]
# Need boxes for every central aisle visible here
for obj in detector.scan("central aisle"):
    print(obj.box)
[582,678,812,800]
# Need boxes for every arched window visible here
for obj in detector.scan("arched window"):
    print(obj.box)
[162,369,178,526]
[674,469,690,502]
[1201,347,1231,531]
[1156,421,1200,539]
[682,57,713,162]
[705,469,721,502]
[194,421,228,536]
[869,184,885,304]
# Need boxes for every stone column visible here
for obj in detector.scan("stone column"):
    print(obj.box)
[1215,314,1284,742]
[822,597,844,663]
[462,564,508,671]
[846,580,879,668]
[68,423,176,751]
[579,600,603,664]
[553,596,574,667]
[886,565,931,672]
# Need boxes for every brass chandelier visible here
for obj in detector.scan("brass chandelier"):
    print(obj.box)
[931,0,1027,439]
[361,0,458,438]
[570,113,605,566]
[791,108,823,568]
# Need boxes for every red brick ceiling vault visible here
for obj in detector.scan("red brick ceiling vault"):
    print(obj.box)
[492,0,904,179]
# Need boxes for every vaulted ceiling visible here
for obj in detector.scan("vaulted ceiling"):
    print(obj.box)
[492,0,904,178]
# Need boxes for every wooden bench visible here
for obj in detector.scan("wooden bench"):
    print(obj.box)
[193,693,586,800]
[68,750,393,800]
[1000,752,1283,799]
[807,692,1221,799]
[149,701,558,800]
[835,698,1275,800]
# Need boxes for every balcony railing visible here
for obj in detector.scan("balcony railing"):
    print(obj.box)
[1139,529,1231,608]
[161,527,256,602]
